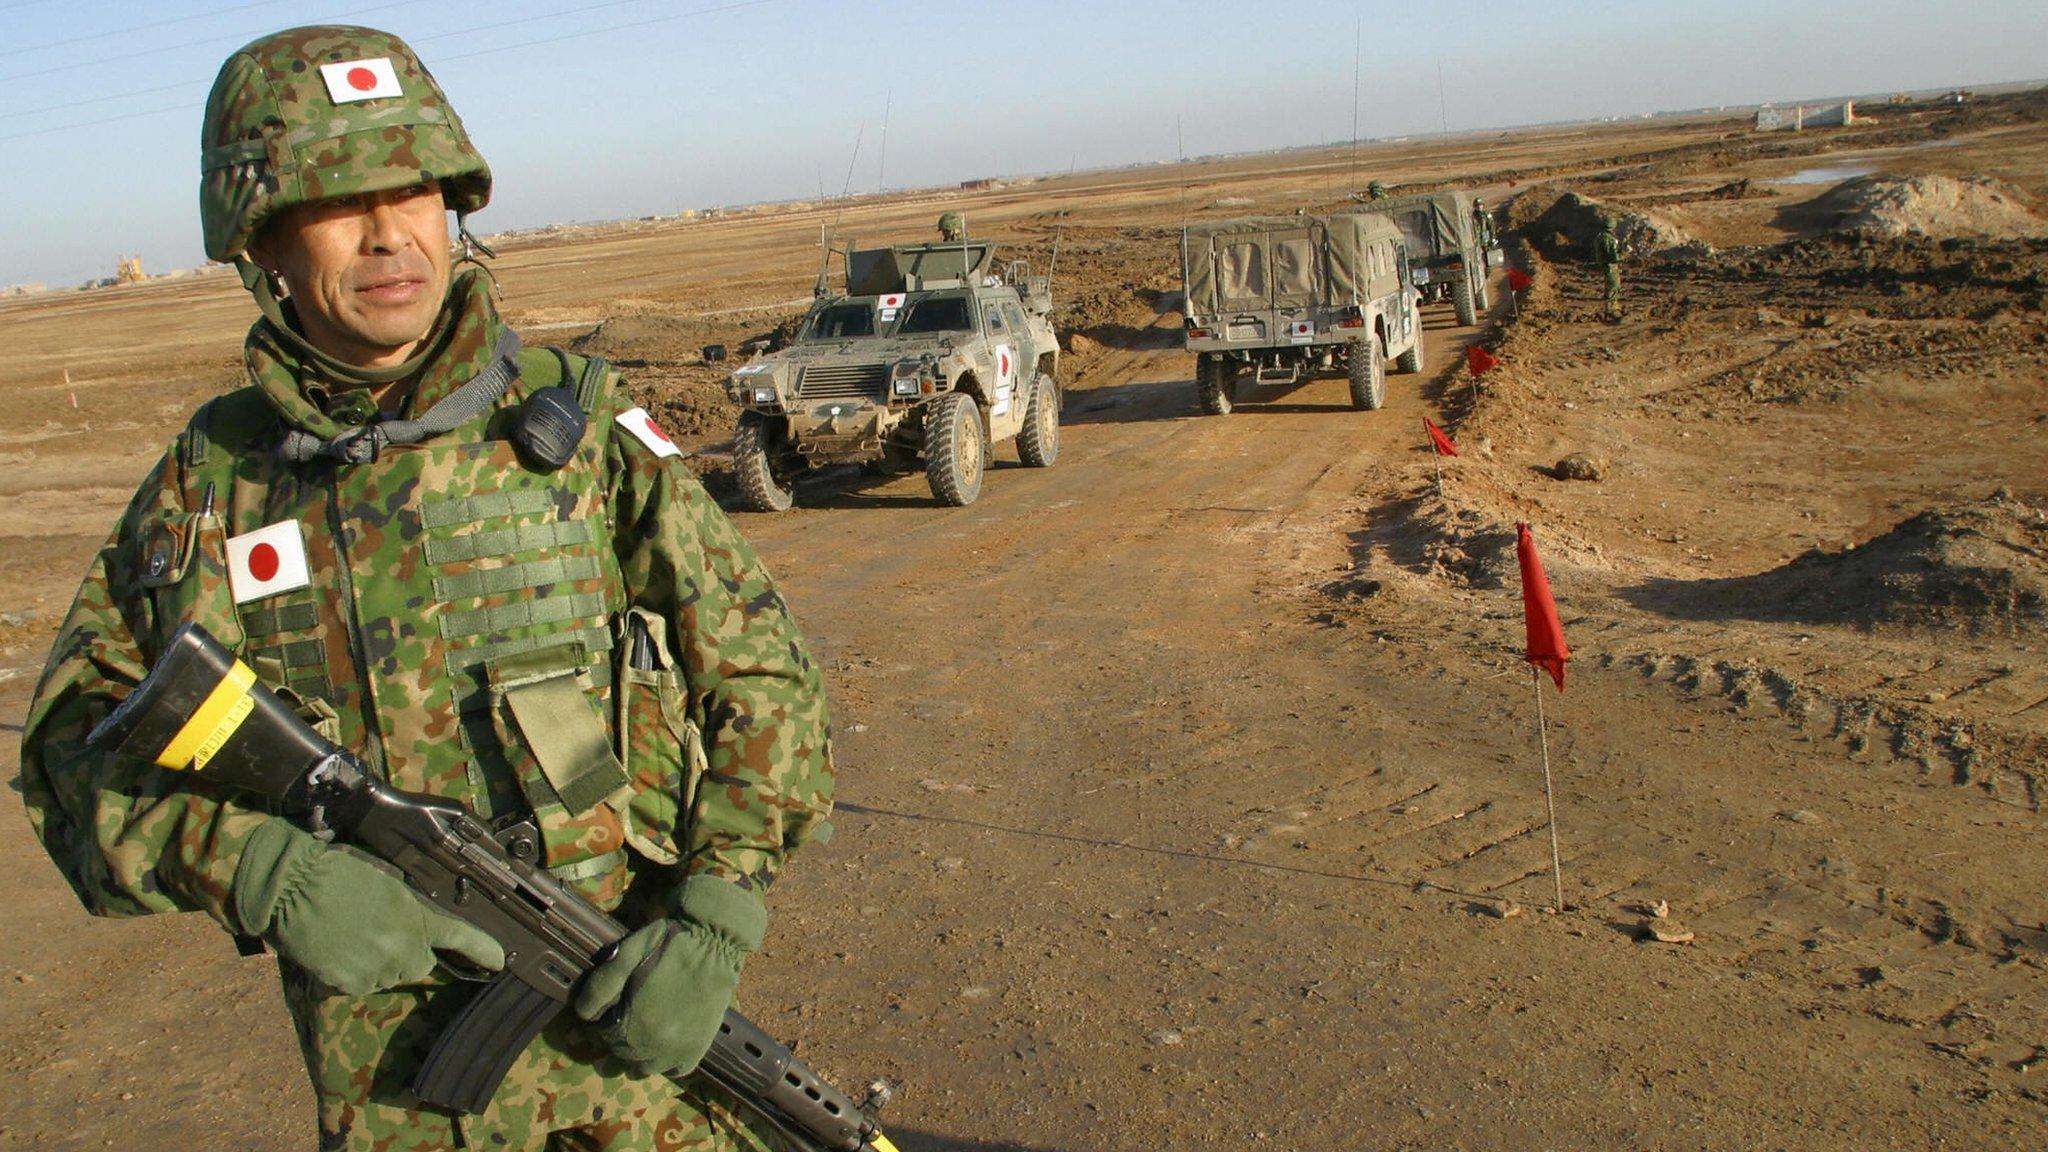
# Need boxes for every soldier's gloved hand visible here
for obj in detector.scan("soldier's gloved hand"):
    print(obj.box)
[572,875,767,1076]
[232,820,505,996]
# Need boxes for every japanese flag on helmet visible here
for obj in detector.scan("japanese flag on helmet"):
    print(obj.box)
[320,57,403,104]
[226,520,311,604]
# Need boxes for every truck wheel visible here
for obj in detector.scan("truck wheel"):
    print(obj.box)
[925,392,986,506]
[1454,273,1479,327]
[1197,356,1234,416]
[733,412,796,512]
[1018,372,1060,467]
[1396,332,1425,375]
[1347,341,1386,411]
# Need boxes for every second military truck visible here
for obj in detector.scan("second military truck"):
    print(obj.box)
[1345,190,1495,327]
[725,239,1059,510]
[1181,212,1423,416]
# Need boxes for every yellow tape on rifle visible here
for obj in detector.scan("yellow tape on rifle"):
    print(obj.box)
[869,1137,900,1152]
[156,661,256,771]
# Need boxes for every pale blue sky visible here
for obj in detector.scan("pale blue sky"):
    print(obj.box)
[1,0,2043,287]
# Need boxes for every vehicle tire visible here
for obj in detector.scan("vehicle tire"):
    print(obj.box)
[924,392,986,506]
[1395,332,1425,375]
[1453,272,1478,327]
[1018,372,1060,467]
[1197,356,1235,416]
[733,412,796,512]
[1347,340,1385,411]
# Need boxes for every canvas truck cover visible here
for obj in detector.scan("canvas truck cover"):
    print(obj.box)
[1343,191,1473,263]
[1323,212,1406,305]
[847,242,996,296]
[1183,217,1332,316]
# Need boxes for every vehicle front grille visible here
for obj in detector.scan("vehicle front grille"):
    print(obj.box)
[797,363,889,400]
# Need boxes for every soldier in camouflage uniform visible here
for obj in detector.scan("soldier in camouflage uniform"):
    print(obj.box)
[936,211,965,242]
[19,25,833,1152]
[1595,220,1622,317]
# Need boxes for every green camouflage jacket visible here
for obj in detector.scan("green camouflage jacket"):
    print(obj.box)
[18,269,833,1139]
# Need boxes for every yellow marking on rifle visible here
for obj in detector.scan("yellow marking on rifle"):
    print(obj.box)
[869,1136,900,1152]
[156,661,256,770]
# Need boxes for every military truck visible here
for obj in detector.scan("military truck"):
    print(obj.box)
[724,239,1059,511]
[1344,190,1496,326]
[1180,212,1424,416]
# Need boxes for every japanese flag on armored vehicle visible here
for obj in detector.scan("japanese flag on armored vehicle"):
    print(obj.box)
[1181,213,1424,417]
[725,238,1060,511]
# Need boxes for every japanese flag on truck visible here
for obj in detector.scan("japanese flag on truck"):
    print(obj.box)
[226,520,311,604]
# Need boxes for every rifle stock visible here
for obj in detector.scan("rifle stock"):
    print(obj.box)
[90,622,893,1152]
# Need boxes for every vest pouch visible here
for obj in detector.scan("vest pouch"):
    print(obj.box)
[614,608,703,868]
[139,510,246,651]
[484,644,633,908]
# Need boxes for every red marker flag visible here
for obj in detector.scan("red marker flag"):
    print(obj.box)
[1506,267,1534,293]
[1516,522,1570,691]
[1424,418,1459,458]
[1466,344,1499,377]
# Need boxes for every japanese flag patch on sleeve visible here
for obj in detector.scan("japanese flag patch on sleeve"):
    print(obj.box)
[226,520,311,604]
[617,407,683,459]
[319,57,403,104]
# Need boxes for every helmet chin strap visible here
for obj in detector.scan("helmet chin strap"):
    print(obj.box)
[235,256,439,388]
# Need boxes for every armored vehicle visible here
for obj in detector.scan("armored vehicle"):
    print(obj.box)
[724,239,1059,510]
[1344,190,1498,327]
[1181,213,1424,416]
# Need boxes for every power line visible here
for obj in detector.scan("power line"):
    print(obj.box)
[1,0,294,59]
[0,0,782,142]
[431,0,779,64]
[0,0,421,85]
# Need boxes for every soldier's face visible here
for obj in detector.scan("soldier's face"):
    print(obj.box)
[252,181,452,369]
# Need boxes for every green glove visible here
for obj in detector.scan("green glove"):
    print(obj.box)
[232,820,505,996]
[572,875,768,1076]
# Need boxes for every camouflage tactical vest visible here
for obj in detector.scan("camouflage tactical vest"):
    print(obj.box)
[136,348,697,909]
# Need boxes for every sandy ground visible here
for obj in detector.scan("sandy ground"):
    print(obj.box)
[2,91,2046,1150]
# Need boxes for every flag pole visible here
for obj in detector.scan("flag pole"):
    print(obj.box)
[1534,666,1565,912]
[1431,435,1444,497]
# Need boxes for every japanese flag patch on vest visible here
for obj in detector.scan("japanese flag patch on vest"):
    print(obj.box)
[617,407,683,459]
[226,520,311,604]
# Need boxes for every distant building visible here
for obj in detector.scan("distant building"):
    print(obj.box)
[1755,102,1856,131]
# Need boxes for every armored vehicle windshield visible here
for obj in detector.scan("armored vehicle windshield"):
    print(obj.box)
[802,302,880,340]
[898,292,975,334]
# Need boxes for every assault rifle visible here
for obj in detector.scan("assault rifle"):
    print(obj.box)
[89,622,895,1152]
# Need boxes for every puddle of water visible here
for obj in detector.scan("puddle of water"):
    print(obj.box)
[1776,165,1875,185]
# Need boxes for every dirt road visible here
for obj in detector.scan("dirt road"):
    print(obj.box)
[3,91,2045,1151]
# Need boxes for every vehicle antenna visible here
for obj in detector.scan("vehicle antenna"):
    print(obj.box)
[877,90,890,193]
[1435,56,1450,138]
[1349,16,1361,198]
[813,222,832,299]
[838,121,865,201]
[1176,114,1188,229]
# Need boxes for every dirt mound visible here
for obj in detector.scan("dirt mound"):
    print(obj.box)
[1804,175,2045,240]
[1630,495,2048,635]
[1507,187,1698,261]
[561,313,795,446]
[1803,495,2048,632]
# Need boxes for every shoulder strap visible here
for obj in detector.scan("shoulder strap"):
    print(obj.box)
[175,388,277,508]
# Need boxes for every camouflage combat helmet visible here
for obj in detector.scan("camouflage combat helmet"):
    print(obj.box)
[1367,180,1389,200]
[937,211,965,240]
[200,25,490,262]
